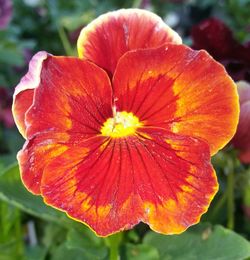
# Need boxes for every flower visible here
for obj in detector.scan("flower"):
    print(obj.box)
[191,18,250,82]
[12,9,239,237]
[0,0,13,30]
[231,81,250,163]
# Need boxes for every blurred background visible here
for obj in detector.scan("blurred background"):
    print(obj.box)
[0,0,250,259]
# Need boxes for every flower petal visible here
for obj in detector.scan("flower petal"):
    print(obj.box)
[40,128,217,236]
[77,9,181,75]
[17,132,69,194]
[231,101,250,163]
[18,56,113,194]
[112,44,239,155]
[12,51,48,138]
[236,80,250,104]
[191,18,239,60]
[239,150,250,164]
[25,56,112,139]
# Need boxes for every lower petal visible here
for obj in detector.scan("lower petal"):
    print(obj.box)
[40,129,218,236]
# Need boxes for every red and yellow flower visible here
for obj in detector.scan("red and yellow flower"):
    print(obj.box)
[12,9,239,236]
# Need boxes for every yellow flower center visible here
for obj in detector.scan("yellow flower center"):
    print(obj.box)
[101,109,142,138]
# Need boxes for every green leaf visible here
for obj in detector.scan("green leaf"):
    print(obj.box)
[25,245,47,260]
[144,223,250,260]
[66,229,108,260]
[0,164,69,225]
[42,222,68,250]
[50,243,85,260]
[122,244,159,260]
[0,240,22,260]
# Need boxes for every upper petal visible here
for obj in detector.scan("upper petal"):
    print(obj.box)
[12,51,48,138]
[112,44,239,155]
[40,128,217,236]
[77,9,181,75]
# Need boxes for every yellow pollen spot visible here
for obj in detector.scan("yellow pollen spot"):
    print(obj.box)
[101,109,142,138]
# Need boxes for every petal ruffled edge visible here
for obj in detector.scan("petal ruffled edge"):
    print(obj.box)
[12,51,49,138]
[39,128,218,237]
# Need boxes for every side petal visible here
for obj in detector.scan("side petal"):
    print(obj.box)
[18,57,113,194]
[136,128,218,235]
[40,129,217,236]
[112,44,239,155]
[25,56,113,139]
[12,51,48,138]
[77,9,181,75]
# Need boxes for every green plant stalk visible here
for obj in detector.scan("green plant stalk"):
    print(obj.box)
[227,169,235,230]
[132,0,143,8]
[57,25,74,56]
[104,232,123,260]
[14,209,24,257]
[210,191,227,220]
[110,244,119,260]
[0,201,6,242]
